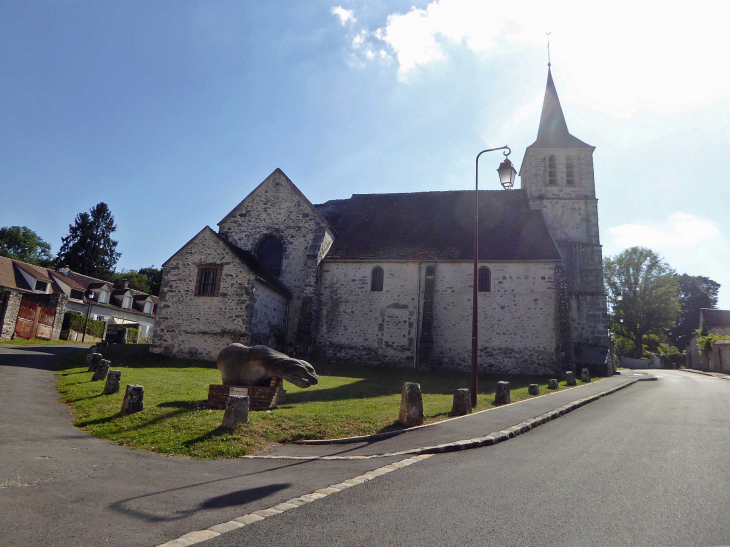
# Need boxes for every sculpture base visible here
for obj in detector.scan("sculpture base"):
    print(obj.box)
[203,377,284,410]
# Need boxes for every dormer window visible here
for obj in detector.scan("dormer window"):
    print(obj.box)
[143,301,153,314]
[257,236,283,277]
[70,289,84,301]
[35,280,48,292]
[99,290,109,304]
[122,295,132,309]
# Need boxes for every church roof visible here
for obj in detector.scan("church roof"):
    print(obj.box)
[700,308,730,328]
[528,68,592,149]
[315,189,561,261]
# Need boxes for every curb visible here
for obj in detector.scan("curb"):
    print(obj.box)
[679,368,729,379]
[246,376,655,460]
[293,377,613,446]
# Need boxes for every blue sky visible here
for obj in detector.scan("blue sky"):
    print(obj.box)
[2,0,729,306]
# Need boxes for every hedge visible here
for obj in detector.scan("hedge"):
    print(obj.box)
[62,311,106,339]
[125,328,140,344]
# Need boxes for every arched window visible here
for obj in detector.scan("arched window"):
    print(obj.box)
[548,155,557,185]
[371,267,384,292]
[257,236,283,276]
[566,155,576,186]
[478,267,491,293]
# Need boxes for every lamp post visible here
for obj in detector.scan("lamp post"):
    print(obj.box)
[471,146,517,408]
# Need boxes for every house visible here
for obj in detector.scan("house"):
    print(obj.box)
[687,308,730,372]
[57,268,158,341]
[152,67,610,376]
[0,255,157,342]
[0,257,69,340]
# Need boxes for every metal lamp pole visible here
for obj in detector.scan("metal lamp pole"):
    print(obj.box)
[471,145,514,408]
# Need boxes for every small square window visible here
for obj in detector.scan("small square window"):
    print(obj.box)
[196,265,222,296]
[35,280,48,292]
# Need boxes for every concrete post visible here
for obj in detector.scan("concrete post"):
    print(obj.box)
[451,388,472,416]
[494,381,510,405]
[398,382,424,427]
[222,395,250,430]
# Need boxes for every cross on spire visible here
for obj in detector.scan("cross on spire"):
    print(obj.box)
[546,32,551,67]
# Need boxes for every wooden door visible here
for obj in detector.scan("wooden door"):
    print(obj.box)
[36,306,56,340]
[14,299,38,339]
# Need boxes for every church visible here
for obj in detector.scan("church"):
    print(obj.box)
[151,68,610,377]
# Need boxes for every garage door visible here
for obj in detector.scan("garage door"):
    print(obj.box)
[14,299,38,339]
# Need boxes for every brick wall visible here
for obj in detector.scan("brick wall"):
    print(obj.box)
[218,169,334,357]
[152,228,259,361]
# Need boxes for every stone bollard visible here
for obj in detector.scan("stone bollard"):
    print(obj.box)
[102,370,121,395]
[88,353,103,372]
[528,384,539,396]
[398,382,424,427]
[494,381,511,405]
[92,359,110,381]
[221,395,250,430]
[121,384,144,415]
[451,388,472,416]
[581,368,591,383]
[548,379,559,390]
[565,371,577,386]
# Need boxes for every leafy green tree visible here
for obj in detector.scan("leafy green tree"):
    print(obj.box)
[57,203,121,278]
[604,247,680,358]
[0,226,53,266]
[109,267,161,295]
[668,274,720,350]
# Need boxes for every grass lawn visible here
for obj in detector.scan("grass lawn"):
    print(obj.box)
[0,338,91,346]
[57,345,601,459]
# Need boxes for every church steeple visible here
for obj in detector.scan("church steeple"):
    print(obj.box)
[529,68,590,148]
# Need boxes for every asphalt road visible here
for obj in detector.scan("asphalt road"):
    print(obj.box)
[208,370,730,547]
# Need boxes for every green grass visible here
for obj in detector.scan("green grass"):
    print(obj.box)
[0,338,91,346]
[57,346,601,459]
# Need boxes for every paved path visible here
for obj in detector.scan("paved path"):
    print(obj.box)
[207,369,730,547]
[0,345,661,546]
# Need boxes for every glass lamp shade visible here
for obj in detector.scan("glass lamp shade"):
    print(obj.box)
[497,158,517,189]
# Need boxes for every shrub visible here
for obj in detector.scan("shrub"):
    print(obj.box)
[62,311,106,339]
[125,327,140,344]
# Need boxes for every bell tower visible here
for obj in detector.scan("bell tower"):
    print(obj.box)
[520,68,609,373]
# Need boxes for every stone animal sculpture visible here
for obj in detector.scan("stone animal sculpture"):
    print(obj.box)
[217,344,319,388]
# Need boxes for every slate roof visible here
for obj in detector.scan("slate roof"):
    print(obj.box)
[700,308,730,328]
[0,256,34,292]
[314,189,561,261]
[528,68,592,149]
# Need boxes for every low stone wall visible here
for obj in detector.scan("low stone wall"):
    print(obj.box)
[60,329,103,344]
[620,356,651,370]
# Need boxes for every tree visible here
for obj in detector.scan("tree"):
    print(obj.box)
[604,247,680,358]
[109,267,161,295]
[57,203,121,278]
[0,226,53,265]
[668,274,720,350]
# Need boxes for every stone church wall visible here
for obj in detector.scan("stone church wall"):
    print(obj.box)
[250,280,288,350]
[316,262,420,367]
[315,260,560,375]
[218,170,334,357]
[429,261,559,375]
[152,229,258,361]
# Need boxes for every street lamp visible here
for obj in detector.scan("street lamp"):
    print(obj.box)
[471,145,514,407]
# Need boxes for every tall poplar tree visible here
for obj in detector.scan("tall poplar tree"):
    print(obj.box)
[57,202,121,278]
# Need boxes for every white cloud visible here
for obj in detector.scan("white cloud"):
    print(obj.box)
[352,30,367,49]
[331,6,355,26]
[336,0,730,113]
[609,212,720,250]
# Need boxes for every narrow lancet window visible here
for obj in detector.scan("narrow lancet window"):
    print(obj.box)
[257,236,283,276]
[478,267,491,292]
[371,267,384,292]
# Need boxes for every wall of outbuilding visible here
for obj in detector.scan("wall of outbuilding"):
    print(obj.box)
[151,229,258,361]
[315,260,560,374]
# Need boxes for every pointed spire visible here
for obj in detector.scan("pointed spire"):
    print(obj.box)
[529,68,591,148]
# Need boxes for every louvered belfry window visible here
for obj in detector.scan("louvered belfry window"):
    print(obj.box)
[196,265,222,297]
[566,156,576,186]
[548,155,557,185]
